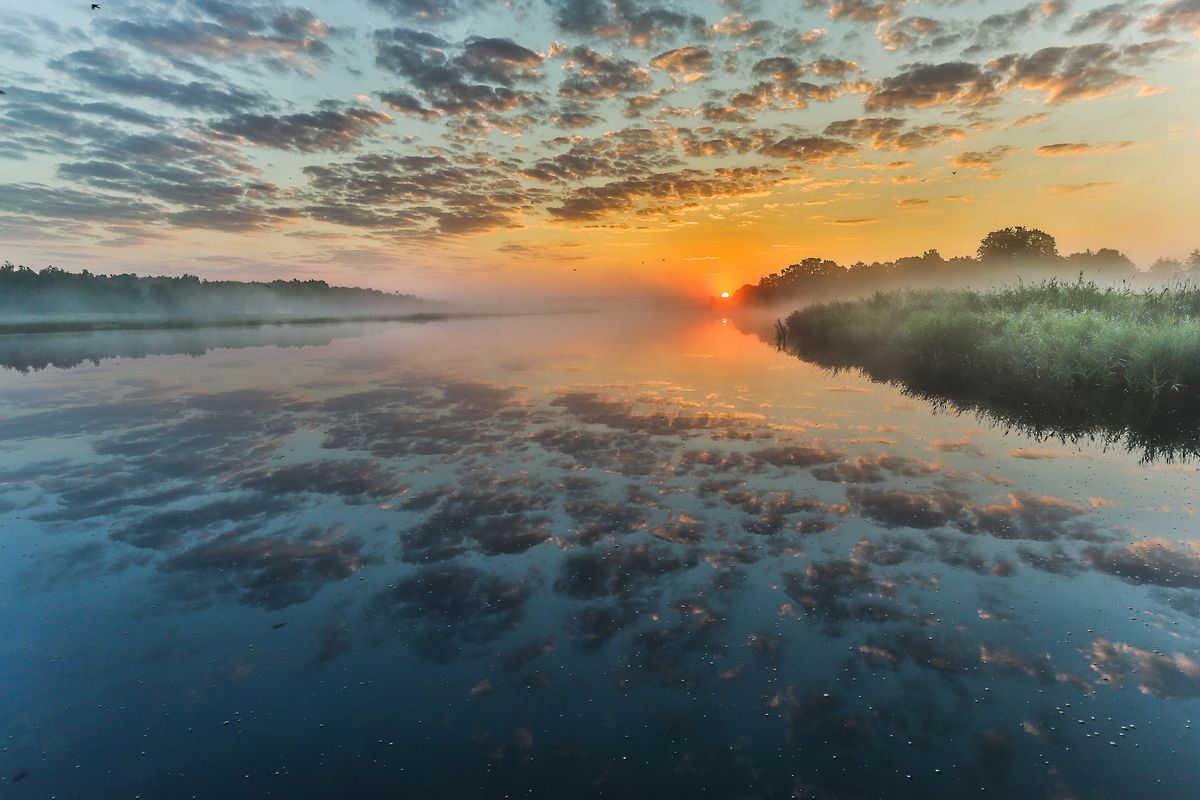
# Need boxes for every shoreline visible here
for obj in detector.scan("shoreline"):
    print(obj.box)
[0,311,504,336]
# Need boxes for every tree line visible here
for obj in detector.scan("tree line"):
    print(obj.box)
[0,263,430,318]
[730,227,1200,306]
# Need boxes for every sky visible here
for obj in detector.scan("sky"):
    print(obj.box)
[0,0,1198,300]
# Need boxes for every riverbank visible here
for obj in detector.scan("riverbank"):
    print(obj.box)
[780,281,1200,460]
[0,311,483,336]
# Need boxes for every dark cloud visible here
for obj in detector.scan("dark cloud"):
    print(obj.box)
[1143,0,1200,36]
[548,0,706,46]
[104,2,334,73]
[758,135,858,161]
[1067,3,1137,35]
[962,4,1042,56]
[366,0,490,20]
[877,16,962,52]
[558,46,653,101]
[209,104,392,152]
[51,49,269,114]
[991,44,1137,103]
[374,28,544,130]
[823,117,968,150]
[303,152,537,236]
[864,61,999,110]
[551,166,791,221]
[522,128,682,183]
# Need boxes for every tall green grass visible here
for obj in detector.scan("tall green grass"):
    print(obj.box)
[781,280,1200,461]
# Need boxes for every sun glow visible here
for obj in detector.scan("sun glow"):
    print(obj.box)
[720,292,730,298]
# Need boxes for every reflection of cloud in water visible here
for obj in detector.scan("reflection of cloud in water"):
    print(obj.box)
[1088,639,1200,698]
[366,564,530,663]
[163,525,369,610]
[847,488,1101,541]
[1085,539,1200,589]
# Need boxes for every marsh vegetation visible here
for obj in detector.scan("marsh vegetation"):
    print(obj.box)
[780,280,1200,461]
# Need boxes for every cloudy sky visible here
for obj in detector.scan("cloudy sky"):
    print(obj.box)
[1,0,1197,298]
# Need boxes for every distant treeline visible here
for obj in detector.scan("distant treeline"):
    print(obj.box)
[731,227,1200,307]
[0,262,433,319]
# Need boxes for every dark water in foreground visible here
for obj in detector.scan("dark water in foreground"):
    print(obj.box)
[2,313,1198,799]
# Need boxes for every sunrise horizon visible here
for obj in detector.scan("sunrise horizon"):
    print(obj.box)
[2,0,1197,301]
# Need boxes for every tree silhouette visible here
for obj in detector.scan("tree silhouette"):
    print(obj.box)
[976,227,1059,263]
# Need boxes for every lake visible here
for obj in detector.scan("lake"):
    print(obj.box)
[2,311,1197,798]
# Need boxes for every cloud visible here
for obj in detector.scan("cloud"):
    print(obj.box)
[864,61,999,110]
[209,104,393,152]
[758,135,858,161]
[303,152,536,236]
[545,165,793,222]
[558,46,652,101]
[366,0,489,19]
[1045,181,1119,195]
[650,45,713,77]
[1143,0,1200,36]
[1068,3,1137,34]
[547,0,706,46]
[1034,140,1134,155]
[951,144,1017,168]
[51,48,269,113]
[820,0,904,23]
[991,43,1137,103]
[104,2,334,73]
[374,29,544,128]
[823,117,968,150]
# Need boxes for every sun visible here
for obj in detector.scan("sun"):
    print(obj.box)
[720,292,730,299]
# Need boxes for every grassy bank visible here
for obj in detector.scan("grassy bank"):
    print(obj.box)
[780,281,1200,460]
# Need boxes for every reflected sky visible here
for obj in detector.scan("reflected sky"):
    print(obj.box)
[2,312,1199,798]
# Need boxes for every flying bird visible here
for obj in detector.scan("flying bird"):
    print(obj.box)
[91,3,100,9]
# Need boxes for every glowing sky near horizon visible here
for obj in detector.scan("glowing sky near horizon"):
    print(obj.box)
[0,0,1197,299]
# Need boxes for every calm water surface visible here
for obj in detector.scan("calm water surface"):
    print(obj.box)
[2,312,1198,799]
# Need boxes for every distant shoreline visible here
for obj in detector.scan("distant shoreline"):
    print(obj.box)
[0,312,497,336]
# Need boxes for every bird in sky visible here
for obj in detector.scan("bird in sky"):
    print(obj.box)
[91,3,100,9]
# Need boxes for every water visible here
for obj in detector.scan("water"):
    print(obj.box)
[1,312,1198,798]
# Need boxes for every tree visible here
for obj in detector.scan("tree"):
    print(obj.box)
[977,227,1059,263]
[1186,249,1200,273]
[1065,248,1134,273]
[1149,257,1183,275]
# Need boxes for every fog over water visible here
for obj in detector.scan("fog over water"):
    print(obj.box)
[2,311,1199,798]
